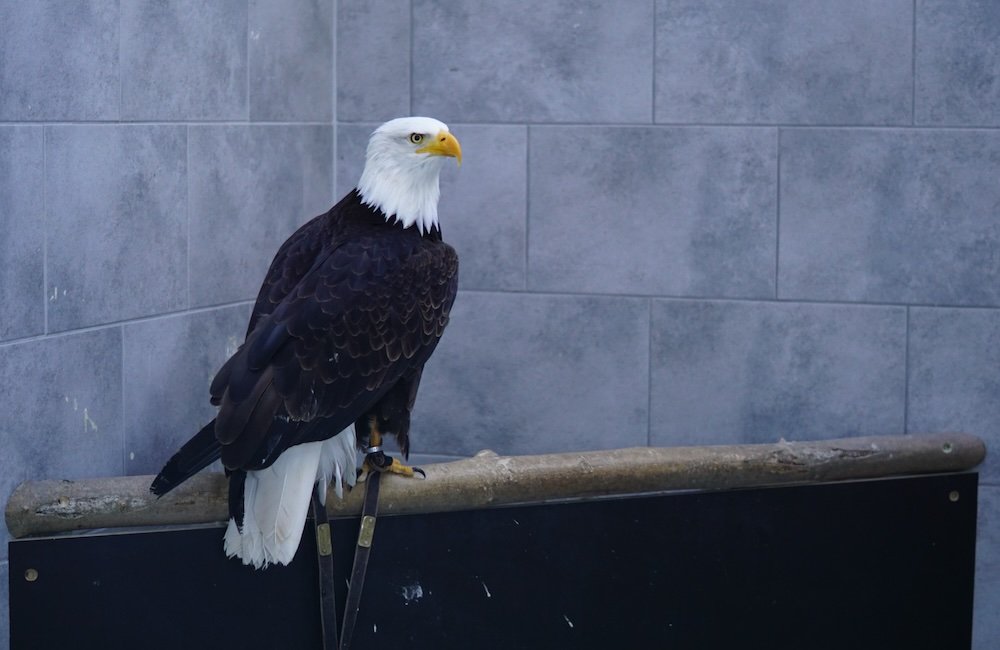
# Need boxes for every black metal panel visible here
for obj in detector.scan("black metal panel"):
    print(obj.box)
[9,524,323,649]
[331,473,978,649]
[9,473,977,649]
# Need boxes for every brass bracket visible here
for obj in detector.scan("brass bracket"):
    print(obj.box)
[316,522,332,557]
[358,515,377,548]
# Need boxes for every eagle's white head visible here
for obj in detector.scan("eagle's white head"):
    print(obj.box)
[358,116,462,234]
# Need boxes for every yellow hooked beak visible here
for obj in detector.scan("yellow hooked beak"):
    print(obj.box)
[417,131,462,166]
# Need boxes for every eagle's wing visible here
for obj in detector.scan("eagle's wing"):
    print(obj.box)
[246,210,334,335]
[149,210,337,497]
[211,232,458,471]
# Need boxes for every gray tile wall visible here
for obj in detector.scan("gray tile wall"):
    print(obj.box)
[337,1,999,646]
[2,1,998,648]
[0,3,333,648]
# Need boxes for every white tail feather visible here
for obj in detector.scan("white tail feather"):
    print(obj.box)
[224,427,357,569]
[317,426,359,505]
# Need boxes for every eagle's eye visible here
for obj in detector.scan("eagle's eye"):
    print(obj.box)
[409,133,424,144]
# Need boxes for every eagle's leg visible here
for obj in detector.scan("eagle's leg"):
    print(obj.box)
[361,416,426,479]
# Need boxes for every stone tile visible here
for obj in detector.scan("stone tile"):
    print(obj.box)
[337,123,526,290]
[122,0,247,120]
[250,0,333,122]
[0,127,44,342]
[123,305,250,476]
[0,328,123,555]
[189,125,333,306]
[0,1,119,120]
[908,308,1000,483]
[974,486,1000,650]
[440,125,526,290]
[655,0,912,125]
[528,126,777,298]
[780,129,1000,306]
[334,123,372,197]
[337,0,410,121]
[650,300,907,445]
[333,122,370,195]
[46,125,187,331]
[916,1,1000,126]
[412,0,653,123]
[411,291,649,456]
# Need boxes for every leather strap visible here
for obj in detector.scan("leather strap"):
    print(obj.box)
[311,493,339,650]
[339,470,382,650]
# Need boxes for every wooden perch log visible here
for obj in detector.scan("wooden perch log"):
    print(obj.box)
[5,432,985,539]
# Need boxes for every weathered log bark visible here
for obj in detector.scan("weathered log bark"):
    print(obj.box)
[5,432,985,539]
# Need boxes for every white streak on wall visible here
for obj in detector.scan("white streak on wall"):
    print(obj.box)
[83,408,98,432]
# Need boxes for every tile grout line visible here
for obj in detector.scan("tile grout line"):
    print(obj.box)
[409,0,414,115]
[186,125,191,310]
[0,300,258,350]
[775,128,781,300]
[0,121,331,126]
[524,125,530,291]
[5,120,1000,130]
[650,0,656,123]
[118,0,123,120]
[8,289,1000,354]
[331,0,337,201]
[120,324,127,474]
[446,288,1000,313]
[332,120,1000,130]
[646,298,653,447]
[245,0,251,122]
[911,0,917,126]
[903,306,911,434]
[42,126,48,335]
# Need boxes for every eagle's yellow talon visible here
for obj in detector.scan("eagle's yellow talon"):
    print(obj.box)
[386,458,425,479]
[362,450,425,479]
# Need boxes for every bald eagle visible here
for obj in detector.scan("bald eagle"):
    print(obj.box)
[151,117,461,568]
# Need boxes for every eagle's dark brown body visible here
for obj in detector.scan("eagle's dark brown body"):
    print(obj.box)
[151,189,459,521]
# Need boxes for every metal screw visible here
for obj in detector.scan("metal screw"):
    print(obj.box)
[942,442,954,454]
[949,490,960,502]
[24,568,38,582]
